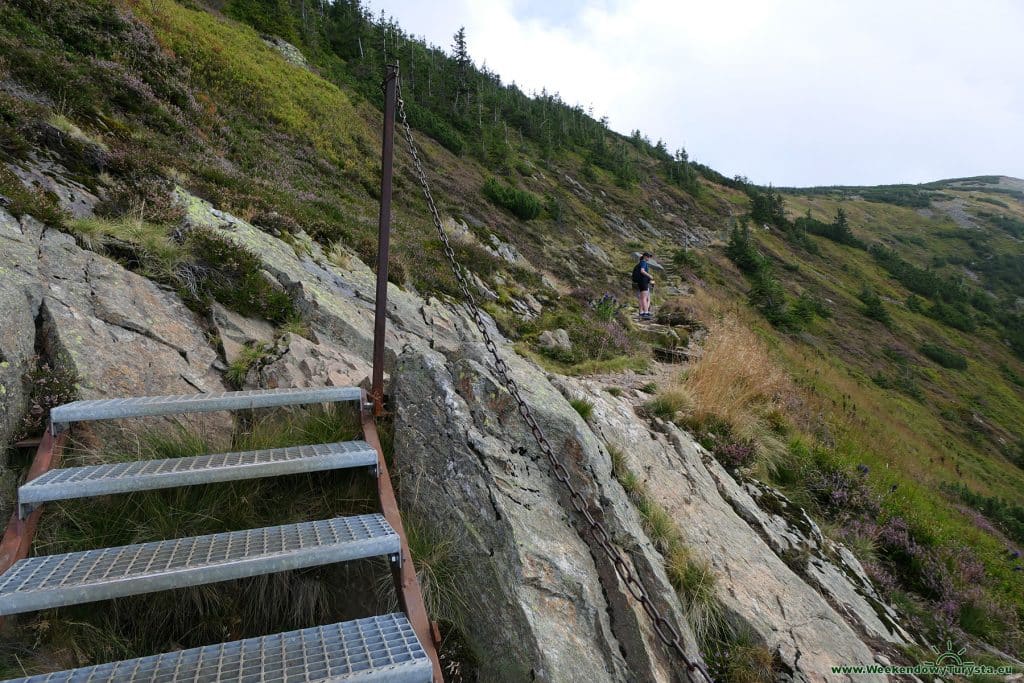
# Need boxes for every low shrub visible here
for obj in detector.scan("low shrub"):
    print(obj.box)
[927,301,976,332]
[919,342,967,370]
[858,287,892,327]
[942,482,1024,545]
[0,166,67,226]
[713,440,757,470]
[186,231,296,323]
[481,177,542,220]
[871,367,924,401]
[528,305,637,367]
[671,247,708,278]
[18,359,80,439]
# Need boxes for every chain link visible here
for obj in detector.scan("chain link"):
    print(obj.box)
[393,76,714,683]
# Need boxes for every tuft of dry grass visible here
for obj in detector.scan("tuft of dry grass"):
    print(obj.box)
[677,310,794,436]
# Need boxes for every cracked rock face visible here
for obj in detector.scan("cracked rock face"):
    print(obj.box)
[0,210,46,516]
[246,332,371,391]
[25,217,229,451]
[392,347,704,682]
[563,378,905,682]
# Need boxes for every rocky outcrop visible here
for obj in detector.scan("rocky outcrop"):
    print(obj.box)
[180,189,708,681]
[210,303,276,365]
[261,35,308,69]
[0,209,46,516]
[6,158,99,219]
[393,346,703,682]
[538,328,571,353]
[1,189,916,680]
[175,190,916,680]
[1,209,231,457]
[564,378,906,681]
[247,332,371,391]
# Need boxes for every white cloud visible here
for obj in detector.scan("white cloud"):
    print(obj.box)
[368,0,1024,185]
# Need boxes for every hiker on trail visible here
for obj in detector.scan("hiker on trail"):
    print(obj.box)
[632,252,654,320]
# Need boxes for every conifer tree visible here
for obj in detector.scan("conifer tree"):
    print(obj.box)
[451,26,470,110]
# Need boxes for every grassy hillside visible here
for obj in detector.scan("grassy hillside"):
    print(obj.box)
[1,0,1022,673]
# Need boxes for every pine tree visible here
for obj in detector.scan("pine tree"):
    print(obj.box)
[833,207,853,242]
[451,26,470,110]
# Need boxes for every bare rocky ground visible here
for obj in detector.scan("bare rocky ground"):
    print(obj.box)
[0,189,924,681]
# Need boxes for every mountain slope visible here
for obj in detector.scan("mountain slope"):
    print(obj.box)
[0,0,1022,677]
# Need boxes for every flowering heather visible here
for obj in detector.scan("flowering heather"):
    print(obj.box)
[714,441,757,469]
[806,468,881,520]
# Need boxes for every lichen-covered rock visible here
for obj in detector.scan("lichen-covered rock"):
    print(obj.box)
[179,188,470,359]
[728,479,914,648]
[393,345,706,682]
[210,302,276,365]
[565,377,901,681]
[249,332,371,390]
[538,328,571,352]
[262,35,308,69]
[36,227,231,450]
[0,210,45,516]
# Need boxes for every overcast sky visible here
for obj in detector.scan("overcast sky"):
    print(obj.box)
[365,0,1024,187]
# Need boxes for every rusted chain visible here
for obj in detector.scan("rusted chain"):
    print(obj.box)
[394,76,714,683]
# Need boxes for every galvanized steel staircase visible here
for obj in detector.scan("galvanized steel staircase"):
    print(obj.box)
[0,387,439,682]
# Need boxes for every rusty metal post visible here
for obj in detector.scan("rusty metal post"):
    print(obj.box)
[371,64,399,416]
[360,393,444,681]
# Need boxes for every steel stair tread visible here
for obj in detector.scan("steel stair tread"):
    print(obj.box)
[18,441,377,515]
[0,514,399,616]
[0,613,432,682]
[50,387,363,426]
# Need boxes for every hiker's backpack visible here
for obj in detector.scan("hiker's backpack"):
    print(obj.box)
[631,262,645,287]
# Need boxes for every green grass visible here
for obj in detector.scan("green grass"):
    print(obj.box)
[569,397,594,421]
[225,341,272,388]
[645,389,692,421]
[378,519,469,629]
[140,0,372,171]
[64,218,296,324]
[67,216,185,281]
[278,314,311,338]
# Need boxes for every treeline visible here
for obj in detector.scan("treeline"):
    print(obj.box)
[223,0,703,191]
[777,184,939,208]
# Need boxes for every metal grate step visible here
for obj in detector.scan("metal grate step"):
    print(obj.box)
[50,386,363,429]
[18,441,378,519]
[1,613,432,682]
[0,515,398,615]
